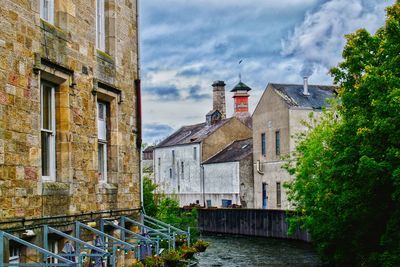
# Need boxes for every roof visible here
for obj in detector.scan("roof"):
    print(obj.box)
[156,118,231,148]
[143,146,154,153]
[270,83,335,109]
[203,138,252,164]
[230,81,252,92]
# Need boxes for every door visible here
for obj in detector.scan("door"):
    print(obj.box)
[262,183,267,209]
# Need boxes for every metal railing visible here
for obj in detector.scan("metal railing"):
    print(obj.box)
[142,214,191,247]
[0,231,76,267]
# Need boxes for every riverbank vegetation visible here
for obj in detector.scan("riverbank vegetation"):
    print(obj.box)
[285,2,400,266]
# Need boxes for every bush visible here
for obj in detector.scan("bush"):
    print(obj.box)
[143,255,163,267]
[193,240,209,252]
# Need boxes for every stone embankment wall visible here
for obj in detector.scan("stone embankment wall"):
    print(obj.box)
[198,208,311,242]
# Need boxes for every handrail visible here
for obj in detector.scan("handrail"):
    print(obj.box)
[44,226,108,256]
[120,216,173,250]
[143,214,187,234]
[0,231,76,267]
[99,219,154,243]
[75,221,136,250]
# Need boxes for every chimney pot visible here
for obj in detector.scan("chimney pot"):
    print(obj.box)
[303,77,310,96]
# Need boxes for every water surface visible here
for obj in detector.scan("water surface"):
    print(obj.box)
[195,235,321,267]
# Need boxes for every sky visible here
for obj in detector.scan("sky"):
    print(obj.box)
[140,0,395,144]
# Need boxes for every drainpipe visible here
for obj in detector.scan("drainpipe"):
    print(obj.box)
[201,164,205,207]
[134,0,144,215]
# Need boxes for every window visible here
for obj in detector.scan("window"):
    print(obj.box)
[275,130,280,156]
[40,0,54,24]
[9,243,20,264]
[96,0,106,51]
[98,101,108,183]
[276,182,281,208]
[172,150,175,163]
[262,183,267,209]
[193,147,197,160]
[181,162,184,178]
[47,240,59,264]
[41,81,56,181]
[206,200,212,207]
[169,168,172,178]
[261,133,266,156]
[221,199,232,208]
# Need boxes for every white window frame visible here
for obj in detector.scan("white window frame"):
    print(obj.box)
[96,0,106,51]
[9,246,20,264]
[40,0,54,24]
[97,101,108,183]
[41,81,56,181]
[48,240,59,264]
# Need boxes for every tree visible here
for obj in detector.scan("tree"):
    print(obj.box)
[143,176,159,217]
[286,2,400,265]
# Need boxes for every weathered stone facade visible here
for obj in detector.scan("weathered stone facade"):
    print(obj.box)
[0,0,140,264]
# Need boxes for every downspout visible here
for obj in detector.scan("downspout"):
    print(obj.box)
[134,0,144,213]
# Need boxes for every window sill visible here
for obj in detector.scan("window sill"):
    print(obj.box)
[42,181,70,196]
[40,19,68,40]
[96,49,114,64]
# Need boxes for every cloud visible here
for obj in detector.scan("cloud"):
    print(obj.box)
[281,0,394,76]
[143,123,174,144]
[140,0,394,143]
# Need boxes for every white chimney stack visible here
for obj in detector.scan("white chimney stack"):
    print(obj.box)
[303,77,310,96]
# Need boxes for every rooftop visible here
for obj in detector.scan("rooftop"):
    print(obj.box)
[156,118,231,148]
[203,138,252,164]
[271,83,335,109]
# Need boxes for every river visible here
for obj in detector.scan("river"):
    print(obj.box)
[195,235,321,267]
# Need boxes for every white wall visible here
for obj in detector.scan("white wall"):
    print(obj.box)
[203,162,240,207]
[153,143,202,206]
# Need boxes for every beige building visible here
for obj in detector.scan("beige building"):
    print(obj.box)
[252,80,335,210]
[0,0,140,265]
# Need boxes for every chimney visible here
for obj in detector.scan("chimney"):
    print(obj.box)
[231,81,251,114]
[212,81,226,119]
[303,77,310,96]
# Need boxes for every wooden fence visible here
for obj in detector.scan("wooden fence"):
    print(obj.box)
[198,208,311,242]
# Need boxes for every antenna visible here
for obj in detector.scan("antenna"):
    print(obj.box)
[238,59,243,82]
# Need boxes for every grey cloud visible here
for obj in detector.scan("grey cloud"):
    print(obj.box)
[145,86,181,101]
[281,0,394,76]
[186,85,210,101]
[143,123,174,144]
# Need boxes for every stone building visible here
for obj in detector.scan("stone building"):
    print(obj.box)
[142,145,154,179]
[153,81,252,207]
[202,138,253,208]
[0,0,140,265]
[252,80,335,210]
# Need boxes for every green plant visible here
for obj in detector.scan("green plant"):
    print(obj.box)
[180,246,197,260]
[285,1,400,265]
[162,250,181,265]
[131,261,144,267]
[193,240,209,252]
[143,255,163,267]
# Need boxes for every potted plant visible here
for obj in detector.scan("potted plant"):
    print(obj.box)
[143,255,164,267]
[161,250,182,267]
[180,246,197,260]
[193,240,209,253]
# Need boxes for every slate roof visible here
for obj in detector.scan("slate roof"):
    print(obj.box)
[203,138,252,164]
[156,118,231,148]
[271,83,335,109]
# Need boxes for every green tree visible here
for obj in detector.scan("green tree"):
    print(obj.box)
[286,2,400,265]
[143,176,159,217]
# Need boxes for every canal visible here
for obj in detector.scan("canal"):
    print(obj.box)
[195,235,321,267]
